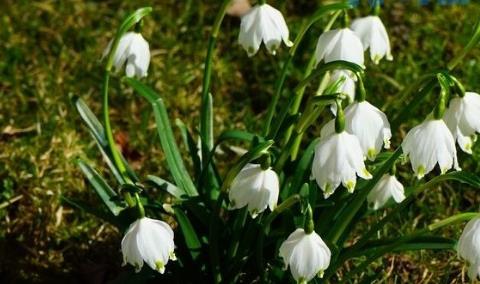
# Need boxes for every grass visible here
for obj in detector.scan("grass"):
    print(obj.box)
[1,0,480,282]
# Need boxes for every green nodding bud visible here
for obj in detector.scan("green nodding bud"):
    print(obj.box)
[357,74,367,102]
[389,162,397,176]
[135,193,145,218]
[373,0,381,15]
[449,75,466,97]
[260,153,271,170]
[135,20,144,33]
[335,99,345,133]
[342,10,350,28]
[304,204,315,234]
[434,87,448,119]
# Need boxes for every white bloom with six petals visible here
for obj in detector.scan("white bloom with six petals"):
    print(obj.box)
[321,101,391,160]
[104,32,150,78]
[314,28,364,67]
[457,217,480,280]
[402,119,460,179]
[279,228,331,283]
[367,174,405,210]
[351,15,393,64]
[238,4,292,56]
[443,92,480,154]
[121,217,176,273]
[229,163,279,217]
[312,131,372,198]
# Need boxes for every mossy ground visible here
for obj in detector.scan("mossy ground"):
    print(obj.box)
[1,0,480,283]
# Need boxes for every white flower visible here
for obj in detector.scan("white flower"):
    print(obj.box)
[351,16,393,64]
[443,92,480,154]
[279,228,331,283]
[238,4,292,56]
[104,32,150,78]
[321,101,391,160]
[312,131,372,198]
[314,28,364,67]
[457,217,480,280]
[402,119,460,179]
[121,217,176,273]
[228,163,279,217]
[367,174,405,210]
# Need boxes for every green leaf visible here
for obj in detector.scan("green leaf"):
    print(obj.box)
[428,171,480,188]
[124,78,198,197]
[289,138,320,195]
[174,208,202,259]
[77,159,126,216]
[146,175,186,200]
[216,130,261,145]
[73,96,139,183]
[176,119,202,180]
[60,196,122,228]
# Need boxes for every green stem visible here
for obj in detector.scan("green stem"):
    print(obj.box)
[200,0,232,166]
[447,20,480,71]
[262,3,352,137]
[262,194,301,233]
[258,0,266,4]
[135,193,145,218]
[280,10,342,146]
[102,72,135,207]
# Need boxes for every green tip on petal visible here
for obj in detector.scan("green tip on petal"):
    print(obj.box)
[346,180,356,193]
[416,165,426,179]
[363,168,372,179]
[324,183,334,197]
[466,143,473,154]
[250,209,259,218]
[169,251,177,261]
[367,148,377,160]
[317,270,325,278]
[134,263,142,273]
[298,278,307,284]
[155,261,165,273]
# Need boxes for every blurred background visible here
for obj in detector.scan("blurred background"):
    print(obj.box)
[1,0,480,283]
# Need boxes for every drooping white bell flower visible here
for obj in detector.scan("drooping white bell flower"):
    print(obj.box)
[367,174,405,210]
[228,163,279,217]
[321,101,391,160]
[443,92,480,154]
[314,28,364,67]
[457,217,480,280]
[279,228,331,283]
[312,131,372,198]
[103,32,150,78]
[402,119,460,179]
[121,217,176,273]
[238,4,292,57]
[351,15,393,64]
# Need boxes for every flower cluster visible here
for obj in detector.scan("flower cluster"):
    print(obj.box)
[95,3,480,282]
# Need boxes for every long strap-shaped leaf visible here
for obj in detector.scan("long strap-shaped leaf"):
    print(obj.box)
[77,159,126,216]
[124,78,198,197]
[73,96,139,184]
